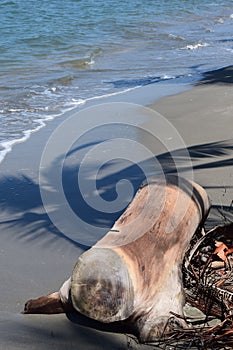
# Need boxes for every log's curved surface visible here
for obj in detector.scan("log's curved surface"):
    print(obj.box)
[70,175,210,342]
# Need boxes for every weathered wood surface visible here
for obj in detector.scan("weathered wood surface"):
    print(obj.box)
[24,292,66,314]
[23,175,210,342]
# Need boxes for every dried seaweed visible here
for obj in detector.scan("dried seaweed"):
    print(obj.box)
[146,223,233,349]
[182,222,233,348]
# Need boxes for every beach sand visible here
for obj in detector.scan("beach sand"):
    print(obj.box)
[0,69,232,349]
[152,77,233,228]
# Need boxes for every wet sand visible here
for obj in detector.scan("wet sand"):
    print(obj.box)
[0,68,232,349]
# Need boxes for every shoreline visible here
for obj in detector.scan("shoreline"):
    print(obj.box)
[0,68,232,349]
[2,65,232,166]
[0,75,192,166]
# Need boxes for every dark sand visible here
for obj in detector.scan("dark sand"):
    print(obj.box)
[152,80,233,228]
[0,69,232,349]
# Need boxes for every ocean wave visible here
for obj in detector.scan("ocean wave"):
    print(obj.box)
[0,1,16,7]
[216,18,224,24]
[59,48,102,70]
[109,74,178,88]
[168,33,185,41]
[59,57,95,69]
[48,75,74,87]
[0,120,47,164]
[1,0,233,167]
[181,42,209,50]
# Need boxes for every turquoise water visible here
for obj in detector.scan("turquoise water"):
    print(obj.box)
[0,0,233,160]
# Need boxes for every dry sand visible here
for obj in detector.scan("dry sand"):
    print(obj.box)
[0,68,232,349]
[151,79,233,228]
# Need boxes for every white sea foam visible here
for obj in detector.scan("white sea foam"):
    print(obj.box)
[217,18,224,24]
[161,74,175,80]
[8,108,23,113]
[69,98,86,106]
[0,116,54,164]
[168,33,185,41]
[87,59,95,66]
[181,42,209,50]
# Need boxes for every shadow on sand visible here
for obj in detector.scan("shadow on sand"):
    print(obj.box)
[0,139,232,248]
[0,138,232,346]
[197,65,233,85]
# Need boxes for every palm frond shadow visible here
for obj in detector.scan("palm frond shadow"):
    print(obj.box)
[197,65,233,85]
[0,174,89,250]
[0,139,232,249]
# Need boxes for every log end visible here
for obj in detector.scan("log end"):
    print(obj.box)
[71,248,134,323]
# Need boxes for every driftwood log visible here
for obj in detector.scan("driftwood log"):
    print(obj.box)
[23,175,210,342]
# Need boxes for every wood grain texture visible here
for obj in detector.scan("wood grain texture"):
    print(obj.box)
[71,175,210,342]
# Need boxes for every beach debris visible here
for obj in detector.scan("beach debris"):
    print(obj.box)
[22,175,233,348]
[181,222,233,349]
[23,175,210,344]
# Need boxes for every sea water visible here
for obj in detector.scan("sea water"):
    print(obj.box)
[1,0,233,162]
